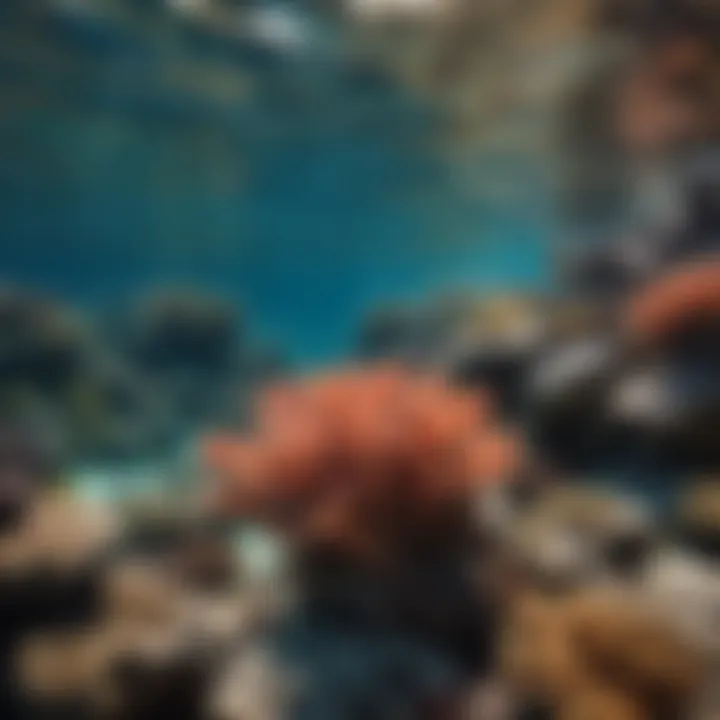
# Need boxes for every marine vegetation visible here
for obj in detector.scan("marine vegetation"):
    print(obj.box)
[203,365,522,567]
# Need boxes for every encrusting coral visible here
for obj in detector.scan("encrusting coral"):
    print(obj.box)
[203,365,522,567]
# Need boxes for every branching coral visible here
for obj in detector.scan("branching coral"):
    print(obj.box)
[626,261,720,345]
[203,365,521,565]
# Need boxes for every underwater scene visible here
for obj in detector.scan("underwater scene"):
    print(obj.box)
[0,0,718,718]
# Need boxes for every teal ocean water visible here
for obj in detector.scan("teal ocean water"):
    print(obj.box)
[0,3,554,366]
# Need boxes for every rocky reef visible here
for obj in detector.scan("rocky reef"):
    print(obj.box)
[0,287,286,465]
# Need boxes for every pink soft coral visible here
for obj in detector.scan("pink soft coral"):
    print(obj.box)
[627,261,720,345]
[203,365,521,564]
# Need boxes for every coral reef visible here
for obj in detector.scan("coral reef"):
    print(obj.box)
[0,286,287,464]
[201,365,524,712]
[121,290,240,377]
[645,479,720,656]
[626,261,720,347]
[500,587,703,720]
[0,1,718,718]
[111,288,286,447]
[530,241,720,476]
[0,289,88,397]
[9,503,252,720]
[209,612,460,720]
[203,365,522,567]
[0,486,118,716]
[357,295,546,418]
[607,260,720,471]
[526,330,621,472]
[494,484,655,590]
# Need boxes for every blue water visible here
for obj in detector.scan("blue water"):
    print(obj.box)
[0,4,554,365]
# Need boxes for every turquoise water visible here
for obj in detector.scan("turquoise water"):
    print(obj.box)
[0,3,554,366]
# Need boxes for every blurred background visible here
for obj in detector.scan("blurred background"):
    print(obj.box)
[1,0,717,477]
[0,2,718,719]
[0,0,561,363]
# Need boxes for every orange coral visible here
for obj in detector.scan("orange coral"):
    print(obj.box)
[203,365,521,564]
[626,261,720,345]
